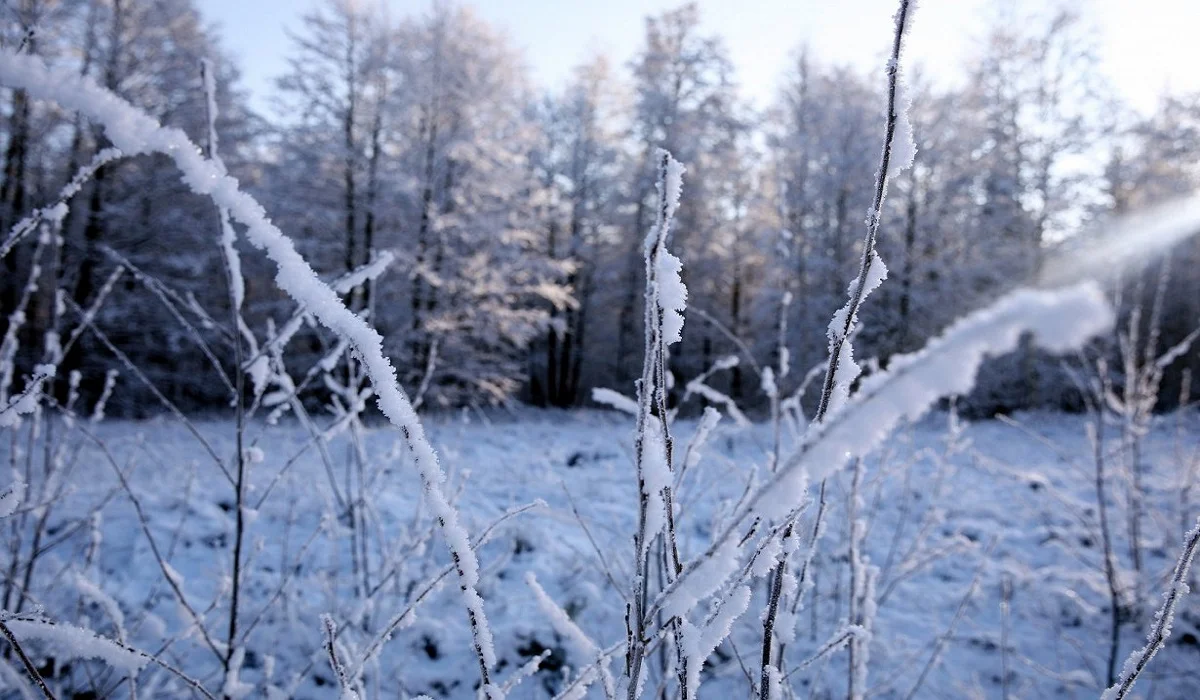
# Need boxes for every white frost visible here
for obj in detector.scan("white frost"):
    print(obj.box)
[526,572,615,698]
[888,0,919,180]
[5,618,147,674]
[889,74,916,178]
[825,252,889,416]
[679,585,751,698]
[760,283,1112,523]
[0,475,24,518]
[659,537,740,621]
[639,421,671,549]
[656,249,687,346]
[591,387,639,415]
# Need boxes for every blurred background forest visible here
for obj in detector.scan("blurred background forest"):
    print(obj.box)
[2,0,1198,416]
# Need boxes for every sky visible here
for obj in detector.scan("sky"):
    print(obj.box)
[196,0,1200,117]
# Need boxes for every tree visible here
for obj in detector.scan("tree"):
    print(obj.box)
[615,3,742,390]
[0,0,256,412]
[766,57,881,398]
[272,0,390,311]
[528,56,627,406]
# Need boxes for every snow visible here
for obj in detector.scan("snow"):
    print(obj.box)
[91,369,119,423]
[527,572,615,697]
[684,406,721,470]
[684,379,750,427]
[247,355,271,398]
[74,575,126,641]
[526,572,600,661]
[331,252,395,297]
[679,584,750,697]
[5,618,148,674]
[0,368,53,429]
[663,155,685,221]
[645,149,688,347]
[1044,194,1200,288]
[638,420,671,554]
[3,16,1197,699]
[658,537,740,621]
[223,645,255,699]
[4,406,1200,697]
[761,366,777,399]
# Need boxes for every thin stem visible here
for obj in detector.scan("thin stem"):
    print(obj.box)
[202,57,258,689]
[816,0,913,417]
[760,2,913,696]
[628,150,683,699]
[0,619,56,700]
[1103,516,1200,700]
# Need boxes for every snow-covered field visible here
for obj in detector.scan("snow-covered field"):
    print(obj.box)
[11,408,1199,699]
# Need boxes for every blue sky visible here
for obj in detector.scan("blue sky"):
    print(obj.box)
[197,0,1200,116]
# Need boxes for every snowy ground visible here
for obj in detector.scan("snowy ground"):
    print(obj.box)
[6,408,1200,699]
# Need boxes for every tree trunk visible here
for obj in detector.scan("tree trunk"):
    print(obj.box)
[898,180,918,350]
[360,101,383,313]
[411,110,437,369]
[544,220,560,407]
[0,88,30,316]
[341,30,359,310]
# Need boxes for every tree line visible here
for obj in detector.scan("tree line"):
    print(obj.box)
[1,0,1198,415]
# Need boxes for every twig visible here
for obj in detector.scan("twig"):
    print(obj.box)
[411,337,439,412]
[0,619,56,700]
[202,58,253,682]
[72,423,227,665]
[627,150,686,699]
[1102,516,1200,700]
[65,297,233,485]
[562,482,627,600]
[900,539,992,700]
[322,614,358,700]
[0,148,122,261]
[761,4,914,695]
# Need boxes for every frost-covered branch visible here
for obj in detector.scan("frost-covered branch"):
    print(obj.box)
[761,284,1111,533]
[1101,516,1200,700]
[322,614,359,700]
[651,283,1112,624]
[0,614,214,700]
[528,572,616,699]
[0,49,500,695]
[626,149,688,700]
[0,619,55,700]
[761,2,916,694]
[816,0,916,419]
[0,147,122,262]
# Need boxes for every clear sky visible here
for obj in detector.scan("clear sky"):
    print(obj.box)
[196,0,1200,117]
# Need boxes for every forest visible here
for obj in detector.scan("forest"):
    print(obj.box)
[1,0,1199,699]
[0,0,1196,416]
